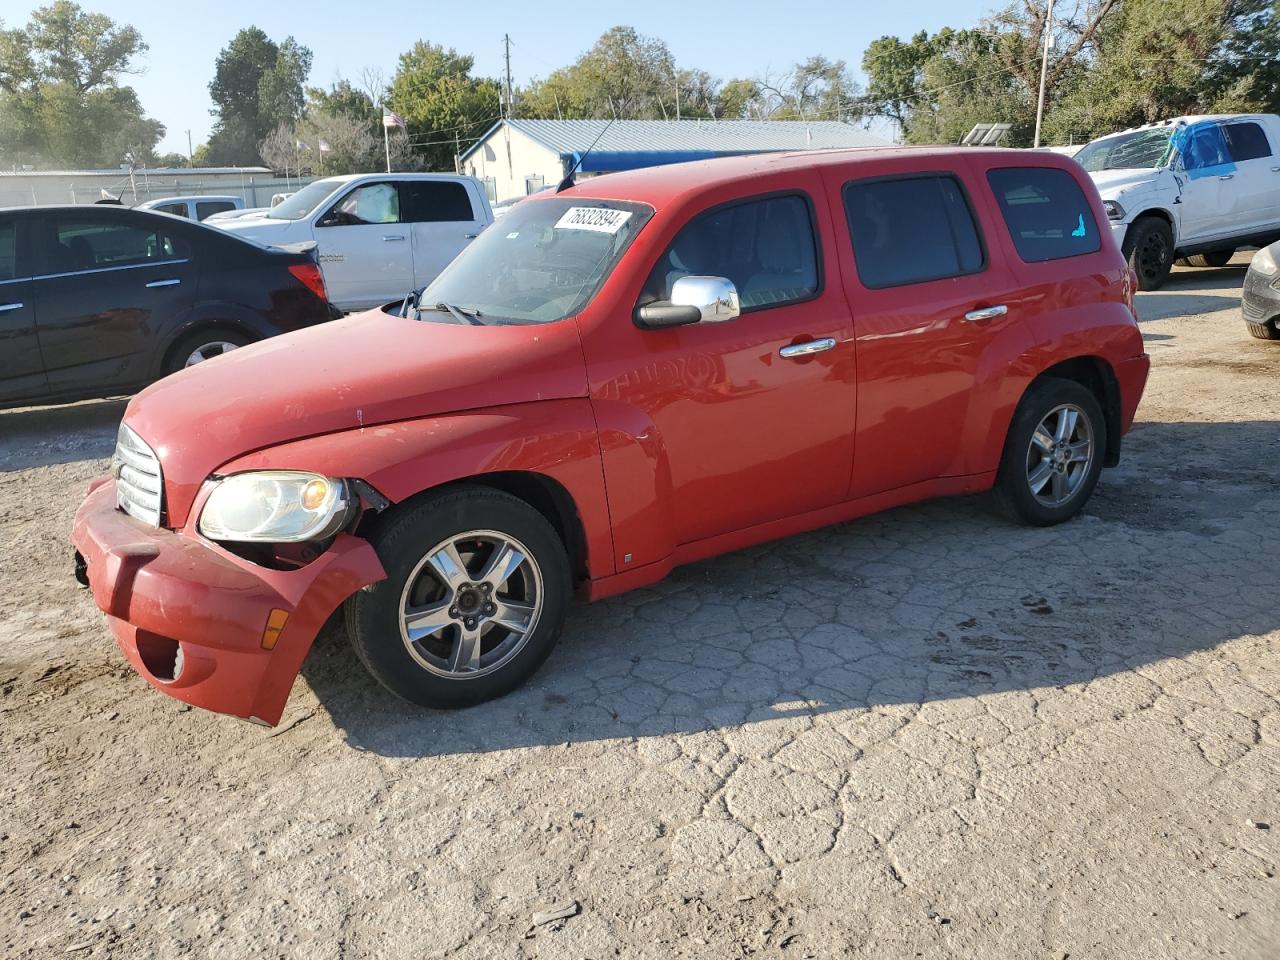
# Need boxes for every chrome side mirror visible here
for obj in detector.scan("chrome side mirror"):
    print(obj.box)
[633,275,741,329]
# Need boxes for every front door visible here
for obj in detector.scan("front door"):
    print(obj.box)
[0,213,47,404]
[313,181,414,311]
[401,179,486,288]
[31,210,196,396]
[1174,122,1236,242]
[586,186,857,556]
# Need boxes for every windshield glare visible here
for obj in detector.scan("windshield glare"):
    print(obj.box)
[419,197,653,325]
[268,179,343,220]
[1075,128,1175,172]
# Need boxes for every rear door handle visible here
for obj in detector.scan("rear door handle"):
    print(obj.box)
[383,235,406,242]
[779,338,836,359]
[964,305,1008,323]
[0,301,23,313]
[1272,166,1280,172]
[463,232,479,239]
[145,278,180,288]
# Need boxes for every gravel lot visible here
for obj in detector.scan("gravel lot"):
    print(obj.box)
[2,260,1277,959]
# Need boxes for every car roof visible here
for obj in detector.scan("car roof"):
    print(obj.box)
[1086,114,1278,143]
[141,195,240,205]
[551,145,1068,208]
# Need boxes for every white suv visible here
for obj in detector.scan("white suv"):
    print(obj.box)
[214,173,494,312]
[1075,114,1280,289]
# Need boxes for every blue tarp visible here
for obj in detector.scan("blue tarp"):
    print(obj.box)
[1170,121,1237,180]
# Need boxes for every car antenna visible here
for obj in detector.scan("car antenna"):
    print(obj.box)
[557,118,615,193]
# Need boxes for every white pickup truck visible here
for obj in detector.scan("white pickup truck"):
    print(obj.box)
[1075,114,1280,289]
[214,173,494,311]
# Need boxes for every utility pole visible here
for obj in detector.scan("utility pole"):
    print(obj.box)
[185,130,194,167]
[1033,0,1055,148]
[503,34,514,119]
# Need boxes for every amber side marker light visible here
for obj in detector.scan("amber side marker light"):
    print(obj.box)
[262,609,290,650]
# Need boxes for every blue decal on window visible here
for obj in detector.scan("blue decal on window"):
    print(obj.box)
[1071,214,1086,238]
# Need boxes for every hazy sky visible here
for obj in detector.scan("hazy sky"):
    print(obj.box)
[14,0,1000,155]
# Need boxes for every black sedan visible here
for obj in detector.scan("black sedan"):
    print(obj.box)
[0,205,338,409]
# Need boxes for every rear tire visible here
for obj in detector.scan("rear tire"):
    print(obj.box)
[1122,217,1174,290]
[1246,319,1280,341]
[1186,249,1235,268]
[994,377,1107,527]
[346,485,571,710]
[165,328,250,375]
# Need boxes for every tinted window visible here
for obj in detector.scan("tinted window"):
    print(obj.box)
[50,220,179,273]
[154,202,188,217]
[0,219,17,280]
[399,181,475,223]
[843,176,983,288]
[643,195,818,310]
[326,182,399,225]
[196,200,236,220]
[1223,122,1272,162]
[986,167,1101,263]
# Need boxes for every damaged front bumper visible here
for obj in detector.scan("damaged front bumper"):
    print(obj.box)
[71,477,385,725]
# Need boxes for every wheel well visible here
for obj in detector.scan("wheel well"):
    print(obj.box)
[160,321,253,374]
[1034,357,1122,466]
[1126,209,1175,246]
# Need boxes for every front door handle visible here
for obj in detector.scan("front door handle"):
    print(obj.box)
[779,338,836,359]
[383,235,406,242]
[1219,173,1235,181]
[1272,166,1280,172]
[964,304,1008,324]
[145,278,180,288]
[463,232,479,239]
[0,301,23,313]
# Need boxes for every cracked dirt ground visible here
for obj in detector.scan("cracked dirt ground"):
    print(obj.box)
[1,261,1278,959]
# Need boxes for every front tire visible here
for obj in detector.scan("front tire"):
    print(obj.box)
[995,377,1107,526]
[346,485,571,710]
[1246,319,1280,341]
[1122,217,1174,290]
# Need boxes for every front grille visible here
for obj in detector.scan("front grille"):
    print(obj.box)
[113,424,164,526]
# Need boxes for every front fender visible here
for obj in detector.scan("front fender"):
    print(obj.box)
[216,399,616,580]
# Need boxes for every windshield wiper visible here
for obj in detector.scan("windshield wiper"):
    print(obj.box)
[428,301,484,326]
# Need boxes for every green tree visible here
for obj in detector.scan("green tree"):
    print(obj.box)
[207,27,312,165]
[751,56,862,121]
[386,41,500,171]
[0,1,161,168]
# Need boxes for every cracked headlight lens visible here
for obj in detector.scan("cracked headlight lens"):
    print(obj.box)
[198,471,352,543]
[1102,199,1126,221]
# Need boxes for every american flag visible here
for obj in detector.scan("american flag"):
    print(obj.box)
[382,108,407,130]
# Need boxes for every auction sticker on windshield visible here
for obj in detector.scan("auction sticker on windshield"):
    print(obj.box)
[555,207,633,233]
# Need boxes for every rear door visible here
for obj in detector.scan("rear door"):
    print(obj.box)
[828,160,1028,497]
[312,180,412,310]
[31,210,196,395]
[402,179,486,288]
[1220,119,1280,233]
[0,213,47,404]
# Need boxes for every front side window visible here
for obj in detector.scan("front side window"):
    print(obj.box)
[325,182,399,225]
[642,194,819,310]
[1179,123,1232,172]
[399,181,474,223]
[1222,122,1272,162]
[50,220,179,274]
[987,167,1101,263]
[843,175,983,288]
[154,202,188,217]
[419,197,652,325]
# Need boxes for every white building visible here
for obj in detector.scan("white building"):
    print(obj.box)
[460,119,889,204]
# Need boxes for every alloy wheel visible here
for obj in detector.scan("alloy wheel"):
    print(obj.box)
[1025,403,1095,508]
[184,341,240,367]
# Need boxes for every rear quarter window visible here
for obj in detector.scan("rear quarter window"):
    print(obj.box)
[986,167,1101,263]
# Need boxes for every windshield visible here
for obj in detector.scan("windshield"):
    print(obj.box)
[1075,128,1175,172]
[267,179,343,220]
[419,197,653,325]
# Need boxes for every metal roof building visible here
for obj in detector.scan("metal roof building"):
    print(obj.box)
[459,119,888,203]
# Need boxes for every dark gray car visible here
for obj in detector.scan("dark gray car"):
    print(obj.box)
[1242,240,1280,340]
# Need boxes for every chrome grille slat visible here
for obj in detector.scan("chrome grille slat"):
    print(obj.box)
[113,424,164,526]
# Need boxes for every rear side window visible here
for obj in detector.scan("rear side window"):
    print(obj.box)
[843,175,983,288]
[154,202,188,217]
[0,219,17,280]
[1223,122,1272,162]
[642,194,819,310]
[986,167,1101,263]
[50,220,180,273]
[399,181,475,223]
[196,200,236,220]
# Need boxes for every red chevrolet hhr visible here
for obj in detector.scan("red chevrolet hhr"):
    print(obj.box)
[72,147,1149,726]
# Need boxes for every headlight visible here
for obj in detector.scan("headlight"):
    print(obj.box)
[1102,199,1126,221]
[1251,245,1279,277]
[198,471,352,543]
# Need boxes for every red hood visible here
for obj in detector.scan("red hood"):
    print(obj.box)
[125,309,588,525]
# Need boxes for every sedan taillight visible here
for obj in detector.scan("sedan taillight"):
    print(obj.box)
[288,263,328,302]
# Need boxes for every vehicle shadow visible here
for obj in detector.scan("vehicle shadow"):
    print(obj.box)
[302,418,1280,759]
[0,398,126,472]
[1133,264,1247,321]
